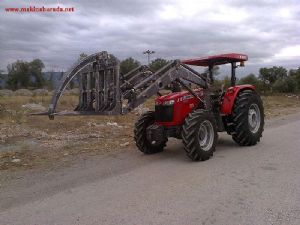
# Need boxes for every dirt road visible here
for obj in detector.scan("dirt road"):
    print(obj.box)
[1,113,300,225]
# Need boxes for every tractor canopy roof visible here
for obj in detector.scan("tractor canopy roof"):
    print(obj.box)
[181,53,248,67]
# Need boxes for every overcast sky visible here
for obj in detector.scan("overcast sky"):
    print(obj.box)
[0,0,299,77]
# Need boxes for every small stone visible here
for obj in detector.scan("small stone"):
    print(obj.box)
[11,158,21,163]
[22,103,46,111]
[107,122,118,126]
[120,142,130,147]
[89,133,102,138]
[133,104,150,115]
[106,122,123,128]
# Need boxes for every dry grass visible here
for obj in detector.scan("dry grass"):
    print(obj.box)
[262,95,300,118]
[0,94,299,172]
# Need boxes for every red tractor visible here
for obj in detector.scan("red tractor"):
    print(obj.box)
[37,52,264,161]
[134,53,264,160]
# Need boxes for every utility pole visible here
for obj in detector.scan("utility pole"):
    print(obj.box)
[143,50,155,65]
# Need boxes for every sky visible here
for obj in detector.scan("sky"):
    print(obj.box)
[0,0,300,77]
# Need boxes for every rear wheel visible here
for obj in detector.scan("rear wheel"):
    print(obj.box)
[134,111,167,154]
[231,89,264,146]
[182,110,218,161]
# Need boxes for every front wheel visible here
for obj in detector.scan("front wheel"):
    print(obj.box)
[231,89,264,146]
[134,111,167,154]
[182,110,218,161]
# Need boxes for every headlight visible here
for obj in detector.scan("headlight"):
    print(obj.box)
[163,100,175,105]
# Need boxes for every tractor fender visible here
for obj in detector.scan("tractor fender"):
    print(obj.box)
[220,85,255,115]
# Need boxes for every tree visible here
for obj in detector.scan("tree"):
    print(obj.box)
[289,67,300,91]
[272,77,296,93]
[7,60,30,89]
[238,74,264,92]
[238,74,257,85]
[205,66,220,77]
[120,57,141,75]
[214,75,231,90]
[30,59,45,88]
[149,58,169,72]
[0,70,5,89]
[78,52,88,62]
[6,59,45,90]
[70,53,89,89]
[259,66,287,86]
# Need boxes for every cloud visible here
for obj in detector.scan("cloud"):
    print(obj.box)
[0,0,299,75]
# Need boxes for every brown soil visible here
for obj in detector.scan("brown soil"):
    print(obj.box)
[0,94,299,172]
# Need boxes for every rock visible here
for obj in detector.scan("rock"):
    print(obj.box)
[120,142,130,147]
[0,135,7,143]
[89,133,102,138]
[22,103,46,111]
[107,122,118,126]
[14,89,33,96]
[87,122,104,127]
[106,122,122,128]
[0,89,14,96]
[33,89,49,96]
[134,104,150,115]
[11,158,21,163]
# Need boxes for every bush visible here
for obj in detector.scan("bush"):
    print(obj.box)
[272,77,297,93]
[289,67,300,91]
[14,89,33,96]
[0,89,14,96]
[213,76,231,90]
[238,74,264,93]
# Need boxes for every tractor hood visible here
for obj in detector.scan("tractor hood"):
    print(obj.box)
[155,89,204,105]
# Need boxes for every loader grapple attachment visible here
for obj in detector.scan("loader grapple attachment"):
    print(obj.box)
[43,51,207,119]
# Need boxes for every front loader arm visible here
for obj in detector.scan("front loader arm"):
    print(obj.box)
[33,52,208,119]
[126,62,207,111]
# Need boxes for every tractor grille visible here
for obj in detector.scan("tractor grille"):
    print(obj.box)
[155,105,174,122]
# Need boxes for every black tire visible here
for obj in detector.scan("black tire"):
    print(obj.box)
[134,111,167,154]
[182,110,218,161]
[231,89,264,146]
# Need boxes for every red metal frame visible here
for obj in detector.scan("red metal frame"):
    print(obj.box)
[155,90,203,127]
[181,53,248,66]
[220,85,255,115]
[155,85,255,127]
[154,53,252,127]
